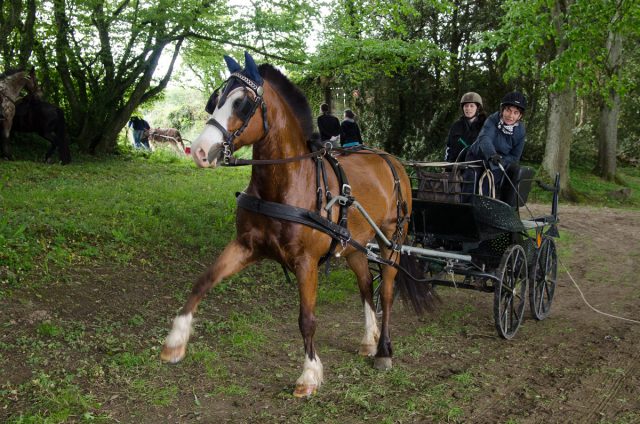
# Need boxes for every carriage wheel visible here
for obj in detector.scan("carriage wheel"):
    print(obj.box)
[529,236,558,320]
[493,244,528,339]
[370,262,384,317]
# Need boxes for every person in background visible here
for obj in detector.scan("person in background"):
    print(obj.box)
[128,116,151,150]
[317,103,341,146]
[444,92,486,162]
[340,109,363,148]
[465,91,527,204]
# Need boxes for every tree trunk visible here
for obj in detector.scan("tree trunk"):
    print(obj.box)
[596,90,620,181]
[595,29,623,181]
[542,87,576,199]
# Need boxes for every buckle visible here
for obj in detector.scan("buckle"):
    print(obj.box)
[341,184,352,196]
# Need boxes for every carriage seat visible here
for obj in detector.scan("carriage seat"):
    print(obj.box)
[499,165,535,207]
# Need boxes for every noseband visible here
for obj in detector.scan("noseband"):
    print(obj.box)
[205,72,269,165]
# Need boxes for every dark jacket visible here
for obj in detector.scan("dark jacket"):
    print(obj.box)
[317,113,341,141]
[465,111,525,170]
[444,115,486,162]
[129,118,150,132]
[340,119,362,146]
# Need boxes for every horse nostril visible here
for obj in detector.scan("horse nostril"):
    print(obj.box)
[195,147,207,162]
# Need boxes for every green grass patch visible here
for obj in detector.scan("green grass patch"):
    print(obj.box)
[318,268,359,304]
[527,164,640,208]
[0,155,249,297]
[3,372,107,423]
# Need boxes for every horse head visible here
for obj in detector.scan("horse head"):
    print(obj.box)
[0,68,38,101]
[25,68,43,98]
[192,52,270,168]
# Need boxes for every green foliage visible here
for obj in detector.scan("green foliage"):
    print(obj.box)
[493,0,639,97]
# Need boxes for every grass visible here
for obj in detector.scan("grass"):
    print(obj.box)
[1,151,638,423]
[526,164,640,208]
[0,153,249,297]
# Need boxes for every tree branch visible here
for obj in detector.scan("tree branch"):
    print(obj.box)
[185,31,306,65]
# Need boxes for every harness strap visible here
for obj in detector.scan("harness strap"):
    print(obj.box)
[236,192,385,264]
[236,192,351,241]
[378,154,410,252]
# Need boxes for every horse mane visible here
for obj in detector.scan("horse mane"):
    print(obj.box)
[258,64,313,140]
[0,68,25,79]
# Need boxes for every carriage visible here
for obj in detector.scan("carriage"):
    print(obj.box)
[369,162,560,339]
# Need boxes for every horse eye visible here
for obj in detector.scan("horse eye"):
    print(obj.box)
[232,98,242,110]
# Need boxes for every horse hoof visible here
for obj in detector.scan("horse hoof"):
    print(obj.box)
[160,344,186,364]
[293,384,317,398]
[373,357,392,371]
[358,344,377,357]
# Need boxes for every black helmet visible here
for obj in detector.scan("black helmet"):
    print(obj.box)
[500,91,527,111]
[460,92,483,108]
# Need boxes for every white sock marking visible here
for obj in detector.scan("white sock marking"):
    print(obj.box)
[296,354,324,387]
[165,313,193,348]
[361,302,379,348]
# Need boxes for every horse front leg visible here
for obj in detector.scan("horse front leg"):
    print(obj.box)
[1,123,11,160]
[346,252,379,357]
[293,259,323,398]
[161,239,255,363]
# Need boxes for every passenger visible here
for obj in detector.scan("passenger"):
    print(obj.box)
[465,91,527,204]
[444,92,486,162]
[340,109,363,148]
[317,103,341,147]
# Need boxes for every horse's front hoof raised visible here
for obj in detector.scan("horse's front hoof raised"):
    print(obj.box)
[160,344,186,364]
[293,384,317,398]
[358,344,377,356]
[373,357,392,371]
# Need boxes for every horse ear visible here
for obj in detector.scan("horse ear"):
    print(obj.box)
[243,51,263,85]
[224,55,242,73]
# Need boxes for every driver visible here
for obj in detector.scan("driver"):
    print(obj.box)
[465,91,527,203]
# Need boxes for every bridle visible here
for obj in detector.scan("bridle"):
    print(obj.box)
[205,72,269,165]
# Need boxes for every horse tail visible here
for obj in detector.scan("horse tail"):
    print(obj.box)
[393,253,438,315]
[56,108,71,164]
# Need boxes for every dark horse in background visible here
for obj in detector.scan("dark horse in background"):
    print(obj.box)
[12,94,71,164]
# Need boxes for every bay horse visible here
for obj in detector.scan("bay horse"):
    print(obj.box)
[0,68,37,160]
[161,52,431,397]
[12,94,71,164]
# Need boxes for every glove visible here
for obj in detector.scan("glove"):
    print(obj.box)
[490,154,502,165]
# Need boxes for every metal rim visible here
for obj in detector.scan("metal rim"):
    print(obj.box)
[529,236,557,320]
[370,262,385,318]
[493,244,528,339]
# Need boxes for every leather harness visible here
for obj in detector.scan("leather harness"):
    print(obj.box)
[206,73,409,267]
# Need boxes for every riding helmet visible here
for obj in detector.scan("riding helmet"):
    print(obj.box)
[460,92,483,108]
[500,91,527,112]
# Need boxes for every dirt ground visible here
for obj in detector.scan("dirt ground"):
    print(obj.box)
[1,204,639,423]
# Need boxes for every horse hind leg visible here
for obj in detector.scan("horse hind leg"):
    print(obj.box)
[346,252,379,357]
[43,133,57,163]
[372,245,401,371]
[161,240,255,363]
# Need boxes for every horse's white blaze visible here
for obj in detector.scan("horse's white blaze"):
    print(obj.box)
[361,302,379,353]
[296,355,324,387]
[191,88,245,168]
[165,313,193,348]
